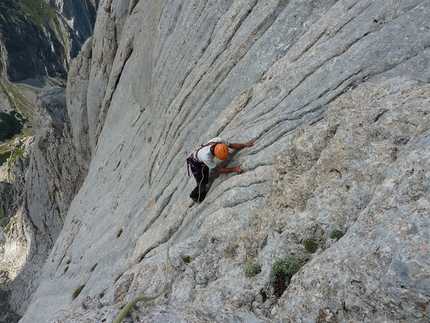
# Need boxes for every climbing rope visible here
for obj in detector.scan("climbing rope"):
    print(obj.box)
[113,167,205,322]
[113,246,170,323]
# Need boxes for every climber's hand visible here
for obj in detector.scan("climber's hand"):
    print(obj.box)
[235,164,244,174]
[244,139,255,147]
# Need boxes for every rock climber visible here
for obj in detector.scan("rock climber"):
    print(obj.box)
[187,137,255,203]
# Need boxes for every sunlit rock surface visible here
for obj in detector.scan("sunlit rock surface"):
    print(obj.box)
[8,0,430,322]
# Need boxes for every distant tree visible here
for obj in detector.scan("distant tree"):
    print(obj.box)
[0,112,23,141]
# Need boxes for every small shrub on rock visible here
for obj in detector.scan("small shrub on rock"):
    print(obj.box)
[182,255,191,264]
[270,254,307,297]
[244,261,262,278]
[330,229,344,240]
[303,238,318,253]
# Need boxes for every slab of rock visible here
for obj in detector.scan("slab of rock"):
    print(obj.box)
[267,76,430,322]
[10,0,430,322]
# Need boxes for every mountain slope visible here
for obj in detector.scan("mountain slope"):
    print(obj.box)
[0,0,96,83]
[0,0,97,321]
[0,0,97,150]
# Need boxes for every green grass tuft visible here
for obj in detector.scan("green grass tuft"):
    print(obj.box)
[303,238,318,253]
[270,255,307,297]
[182,255,191,264]
[244,262,262,278]
[330,230,344,240]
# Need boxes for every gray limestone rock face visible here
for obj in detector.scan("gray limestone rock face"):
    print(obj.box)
[0,88,86,314]
[266,76,430,322]
[7,0,430,322]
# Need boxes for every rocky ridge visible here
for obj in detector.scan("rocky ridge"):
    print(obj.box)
[0,0,429,322]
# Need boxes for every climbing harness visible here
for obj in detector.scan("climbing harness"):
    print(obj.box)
[186,155,201,176]
[186,142,216,175]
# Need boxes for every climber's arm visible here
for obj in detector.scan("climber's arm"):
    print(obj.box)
[228,139,255,150]
[214,165,244,174]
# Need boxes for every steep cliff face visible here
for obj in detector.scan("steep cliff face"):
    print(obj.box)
[0,1,96,321]
[0,137,33,323]
[9,0,430,322]
[47,0,98,41]
[0,88,87,317]
[264,76,430,321]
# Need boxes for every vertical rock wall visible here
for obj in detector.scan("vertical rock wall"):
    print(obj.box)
[0,88,87,314]
[11,0,430,322]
